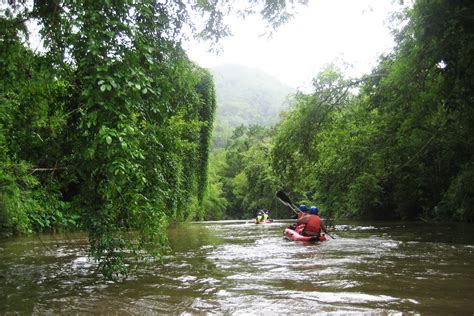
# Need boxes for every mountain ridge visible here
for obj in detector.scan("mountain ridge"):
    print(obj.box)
[211,64,294,129]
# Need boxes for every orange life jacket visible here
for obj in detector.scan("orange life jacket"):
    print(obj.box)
[303,214,321,236]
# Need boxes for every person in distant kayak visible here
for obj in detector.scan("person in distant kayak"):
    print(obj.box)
[256,209,264,223]
[297,205,329,237]
[256,209,272,223]
[263,209,271,221]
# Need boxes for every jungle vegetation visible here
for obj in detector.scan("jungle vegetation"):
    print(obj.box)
[0,0,300,277]
[205,0,474,223]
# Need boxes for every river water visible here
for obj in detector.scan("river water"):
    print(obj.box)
[1,220,473,314]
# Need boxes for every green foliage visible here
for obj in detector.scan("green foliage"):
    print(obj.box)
[268,0,474,222]
[355,0,474,220]
[212,123,234,149]
[204,149,229,220]
[202,150,228,220]
[0,162,35,235]
[437,163,474,221]
[0,16,74,235]
[272,64,353,192]
[196,0,473,223]
[215,125,283,219]
[0,162,75,236]
[195,68,217,211]
[0,0,228,278]
[347,173,384,219]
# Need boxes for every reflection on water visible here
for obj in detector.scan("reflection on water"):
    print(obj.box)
[1,220,473,314]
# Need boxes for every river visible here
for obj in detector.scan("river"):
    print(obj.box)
[1,220,473,314]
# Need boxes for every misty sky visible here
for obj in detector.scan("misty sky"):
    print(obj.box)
[185,0,406,90]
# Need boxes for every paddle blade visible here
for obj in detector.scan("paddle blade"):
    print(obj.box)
[276,190,292,205]
[276,191,299,215]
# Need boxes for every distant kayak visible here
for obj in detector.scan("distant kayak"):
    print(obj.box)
[255,219,273,225]
[283,226,327,242]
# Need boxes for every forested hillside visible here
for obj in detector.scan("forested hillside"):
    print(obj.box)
[211,64,294,147]
[212,64,294,127]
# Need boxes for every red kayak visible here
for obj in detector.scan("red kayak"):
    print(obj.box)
[283,224,327,242]
[256,219,273,225]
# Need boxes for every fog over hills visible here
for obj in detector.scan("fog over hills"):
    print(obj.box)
[211,64,294,129]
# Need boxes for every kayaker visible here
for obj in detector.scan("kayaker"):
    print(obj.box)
[298,204,307,219]
[256,209,264,223]
[288,204,308,230]
[263,209,270,221]
[297,205,329,237]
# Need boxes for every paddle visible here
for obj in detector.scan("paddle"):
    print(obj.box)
[275,190,299,214]
[276,190,336,239]
[276,190,299,211]
[322,228,335,240]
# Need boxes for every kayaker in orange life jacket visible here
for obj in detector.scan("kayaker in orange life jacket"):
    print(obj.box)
[298,204,307,219]
[287,204,308,231]
[291,204,307,219]
[297,205,329,237]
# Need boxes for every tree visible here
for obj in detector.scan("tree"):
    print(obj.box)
[270,1,474,221]
[1,0,307,277]
[359,0,474,220]
[218,125,281,219]
[272,64,353,194]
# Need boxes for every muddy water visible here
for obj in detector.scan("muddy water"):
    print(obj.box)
[1,220,473,314]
